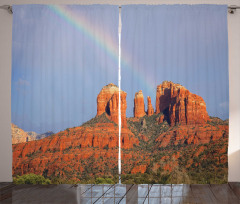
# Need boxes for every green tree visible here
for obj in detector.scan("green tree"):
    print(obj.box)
[13,174,51,185]
[95,177,114,184]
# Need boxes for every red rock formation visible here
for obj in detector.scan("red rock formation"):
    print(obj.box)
[155,123,228,148]
[147,96,154,116]
[156,114,165,124]
[12,121,139,178]
[156,81,209,126]
[12,82,228,183]
[131,164,147,174]
[134,90,146,118]
[12,124,29,144]
[97,83,127,127]
[12,124,54,144]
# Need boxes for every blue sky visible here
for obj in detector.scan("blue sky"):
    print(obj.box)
[12,5,119,133]
[12,5,228,134]
[122,5,229,120]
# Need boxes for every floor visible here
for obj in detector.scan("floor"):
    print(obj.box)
[1,183,240,204]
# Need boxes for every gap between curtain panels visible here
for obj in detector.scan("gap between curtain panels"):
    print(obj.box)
[118,6,122,184]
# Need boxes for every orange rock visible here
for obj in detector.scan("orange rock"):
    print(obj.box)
[156,124,228,147]
[147,96,154,116]
[97,83,127,127]
[12,119,139,178]
[12,124,31,144]
[156,81,209,126]
[134,90,146,118]
[194,146,205,157]
[140,134,148,142]
[12,81,228,183]
[131,164,147,174]
[156,114,165,124]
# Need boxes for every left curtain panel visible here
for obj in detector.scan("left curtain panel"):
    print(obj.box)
[12,5,119,184]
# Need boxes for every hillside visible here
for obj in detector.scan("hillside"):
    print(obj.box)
[12,81,228,184]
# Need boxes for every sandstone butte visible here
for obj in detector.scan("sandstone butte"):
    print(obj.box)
[97,83,127,128]
[147,96,154,116]
[12,81,228,179]
[134,90,146,118]
[155,81,209,126]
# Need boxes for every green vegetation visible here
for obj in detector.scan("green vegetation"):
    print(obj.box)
[95,177,114,184]
[82,113,117,127]
[121,170,189,184]
[208,116,229,126]
[13,114,228,185]
[127,113,170,150]
[13,174,51,185]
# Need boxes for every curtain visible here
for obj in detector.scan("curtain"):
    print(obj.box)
[12,5,120,184]
[121,5,229,184]
[12,4,229,185]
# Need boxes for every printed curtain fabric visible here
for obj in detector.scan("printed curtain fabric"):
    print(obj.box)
[12,5,120,184]
[12,4,228,184]
[121,5,229,184]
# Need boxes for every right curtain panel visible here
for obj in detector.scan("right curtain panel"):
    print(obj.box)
[121,5,229,184]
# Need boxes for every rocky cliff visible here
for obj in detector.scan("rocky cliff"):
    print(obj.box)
[156,81,209,126]
[12,82,228,184]
[134,90,146,118]
[12,113,139,179]
[147,96,154,116]
[97,83,127,127]
[12,124,30,144]
[12,124,54,144]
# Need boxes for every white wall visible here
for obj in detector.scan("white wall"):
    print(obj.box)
[0,0,239,182]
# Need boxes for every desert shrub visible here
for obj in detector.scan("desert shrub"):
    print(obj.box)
[82,113,117,127]
[166,166,190,184]
[13,174,51,185]
[95,177,114,184]
[208,117,228,126]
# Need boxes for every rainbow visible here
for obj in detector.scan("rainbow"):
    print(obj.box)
[48,5,156,93]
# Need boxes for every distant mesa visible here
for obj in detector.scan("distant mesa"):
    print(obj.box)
[12,124,31,144]
[11,123,54,144]
[36,131,55,140]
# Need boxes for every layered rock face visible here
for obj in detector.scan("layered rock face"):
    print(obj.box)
[134,90,146,118]
[12,124,30,144]
[156,81,209,126]
[12,120,139,178]
[27,131,38,141]
[12,123,54,144]
[156,123,228,148]
[147,96,154,116]
[97,83,127,127]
